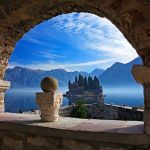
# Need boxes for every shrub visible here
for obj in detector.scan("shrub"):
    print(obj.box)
[72,99,89,118]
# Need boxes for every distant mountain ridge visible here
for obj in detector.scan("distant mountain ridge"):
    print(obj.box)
[5,57,142,88]
[4,67,104,88]
[90,68,104,77]
[99,57,142,86]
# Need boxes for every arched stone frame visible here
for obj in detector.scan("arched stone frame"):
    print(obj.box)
[0,0,150,134]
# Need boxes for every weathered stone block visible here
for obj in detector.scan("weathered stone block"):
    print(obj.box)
[36,92,55,105]
[144,109,150,119]
[3,135,23,150]
[144,108,150,133]
[36,92,62,122]
[26,136,62,149]
[0,80,10,92]
[25,145,52,150]
[98,147,126,150]
[27,136,49,147]
[63,139,94,150]
[132,65,150,84]
[0,80,10,112]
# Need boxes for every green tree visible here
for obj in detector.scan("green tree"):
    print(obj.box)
[68,80,71,88]
[81,75,84,86]
[88,76,93,90]
[84,76,88,90]
[72,99,89,118]
[75,76,78,83]
[78,75,84,86]
[94,76,100,89]
[78,74,81,86]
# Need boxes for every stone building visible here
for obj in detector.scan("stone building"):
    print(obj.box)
[0,0,150,149]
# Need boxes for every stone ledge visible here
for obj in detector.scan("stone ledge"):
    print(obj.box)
[0,113,149,146]
[132,65,150,84]
[0,80,10,91]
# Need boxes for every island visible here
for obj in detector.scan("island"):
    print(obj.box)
[64,75,104,106]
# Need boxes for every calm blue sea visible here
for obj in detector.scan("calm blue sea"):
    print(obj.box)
[4,85,144,113]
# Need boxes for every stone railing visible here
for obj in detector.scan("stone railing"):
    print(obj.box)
[59,103,143,121]
[59,104,104,119]
[0,113,149,150]
[103,104,143,121]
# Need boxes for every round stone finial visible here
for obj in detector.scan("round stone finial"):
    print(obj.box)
[40,77,58,92]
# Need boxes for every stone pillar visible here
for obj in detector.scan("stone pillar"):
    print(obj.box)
[0,80,10,112]
[36,92,62,122]
[132,65,150,134]
[0,46,12,112]
[36,77,62,122]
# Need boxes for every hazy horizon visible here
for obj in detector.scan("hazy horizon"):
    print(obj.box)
[7,57,139,73]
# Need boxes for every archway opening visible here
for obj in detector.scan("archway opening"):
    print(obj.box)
[4,12,143,120]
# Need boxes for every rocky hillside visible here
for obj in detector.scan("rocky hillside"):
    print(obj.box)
[5,67,104,88]
[99,57,142,86]
[5,57,142,88]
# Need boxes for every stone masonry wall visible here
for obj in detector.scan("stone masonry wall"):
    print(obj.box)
[59,106,75,117]
[0,129,150,150]
[59,104,104,119]
[103,104,143,121]
[0,47,13,79]
[59,104,143,121]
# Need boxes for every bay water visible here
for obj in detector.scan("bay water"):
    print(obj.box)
[4,85,144,113]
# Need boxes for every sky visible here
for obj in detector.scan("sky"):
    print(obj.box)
[9,12,139,72]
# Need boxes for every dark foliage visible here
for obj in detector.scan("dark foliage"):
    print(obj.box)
[68,75,100,90]
[71,99,89,118]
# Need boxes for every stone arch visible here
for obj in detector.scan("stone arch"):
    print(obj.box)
[0,0,150,133]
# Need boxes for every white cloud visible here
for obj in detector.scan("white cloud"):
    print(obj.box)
[11,12,139,72]
[8,58,114,72]
[30,50,66,59]
[51,12,139,63]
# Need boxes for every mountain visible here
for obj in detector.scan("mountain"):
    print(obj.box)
[5,57,141,88]
[99,57,142,86]
[4,67,104,88]
[90,68,105,77]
